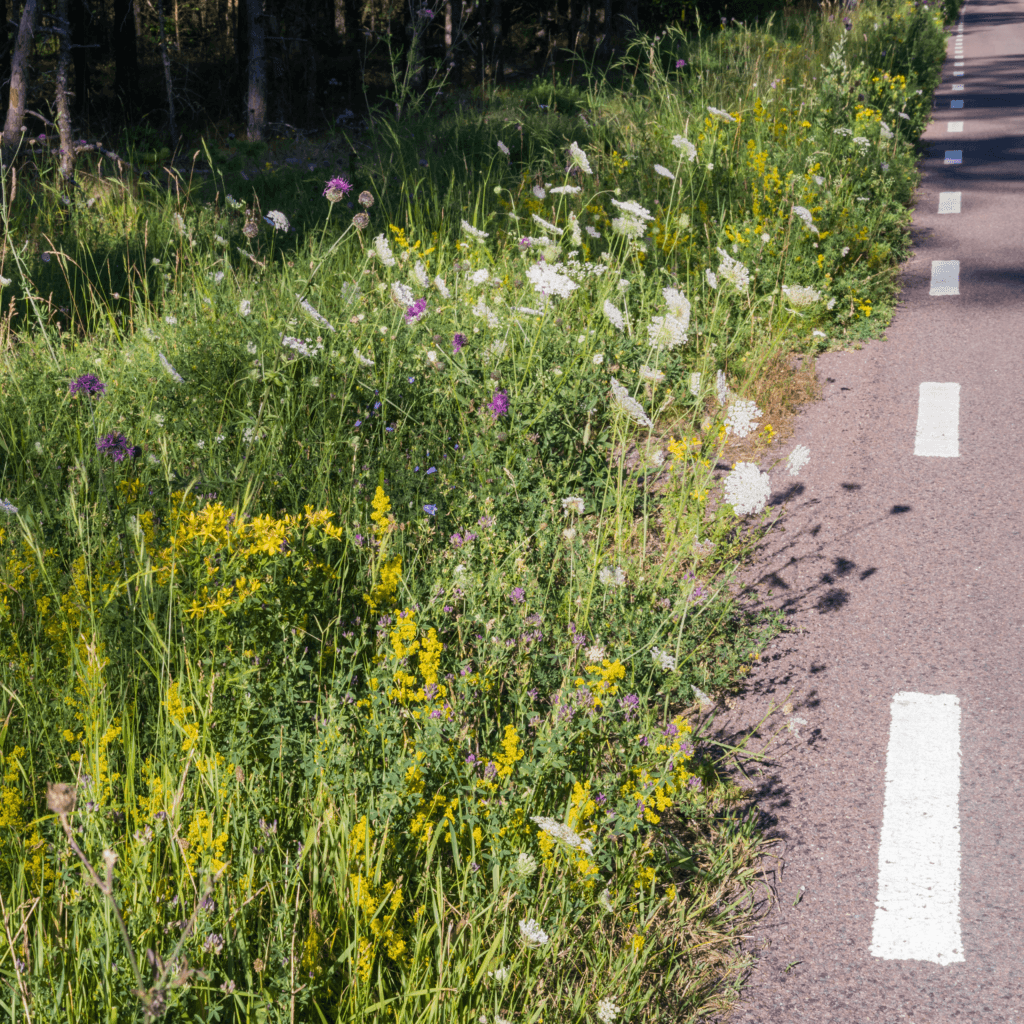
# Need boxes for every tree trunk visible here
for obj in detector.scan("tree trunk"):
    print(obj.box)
[0,0,10,116]
[156,0,178,150]
[55,0,76,186]
[246,0,266,141]
[113,0,138,109]
[71,0,90,114]
[1,0,39,163]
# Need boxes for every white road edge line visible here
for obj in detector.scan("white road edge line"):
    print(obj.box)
[914,382,960,457]
[870,691,964,965]
[929,260,960,295]
[938,191,962,214]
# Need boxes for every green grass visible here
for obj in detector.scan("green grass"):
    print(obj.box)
[0,1,947,1020]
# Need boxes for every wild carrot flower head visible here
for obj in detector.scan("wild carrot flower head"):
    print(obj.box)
[69,373,106,397]
[323,177,352,202]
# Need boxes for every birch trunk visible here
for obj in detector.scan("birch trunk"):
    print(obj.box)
[55,0,76,185]
[156,0,178,151]
[246,0,266,142]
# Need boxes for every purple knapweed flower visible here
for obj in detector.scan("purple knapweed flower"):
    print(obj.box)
[96,432,137,462]
[452,332,466,353]
[676,58,687,69]
[405,298,428,324]
[69,373,106,397]
[323,177,352,202]
[487,389,509,420]
[510,587,526,604]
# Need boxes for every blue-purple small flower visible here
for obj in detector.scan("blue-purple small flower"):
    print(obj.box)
[452,332,466,354]
[96,432,139,462]
[423,504,438,516]
[510,587,525,604]
[405,298,428,324]
[487,388,509,420]
[69,373,106,398]
[675,58,687,69]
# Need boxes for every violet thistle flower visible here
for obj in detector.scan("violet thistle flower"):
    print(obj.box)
[96,432,135,462]
[69,373,106,397]
[405,298,428,324]
[487,388,509,420]
[322,177,353,202]
[452,332,466,353]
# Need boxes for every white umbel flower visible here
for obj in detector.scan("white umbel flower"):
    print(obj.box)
[654,163,675,179]
[470,268,490,285]
[610,378,653,428]
[791,205,820,235]
[413,261,429,287]
[689,372,701,396]
[724,398,762,438]
[787,444,811,476]
[550,184,581,195]
[716,369,730,404]
[353,347,375,366]
[707,105,737,122]
[497,140,510,155]
[596,997,621,1024]
[611,217,645,238]
[265,210,290,231]
[238,299,252,316]
[639,365,665,383]
[705,269,718,289]
[671,135,697,161]
[391,281,415,305]
[598,565,627,587]
[433,275,450,298]
[598,888,614,912]
[527,263,578,299]
[610,198,654,222]
[561,494,584,514]
[373,234,397,266]
[782,284,822,308]
[647,315,688,350]
[298,294,335,331]
[651,647,677,671]
[567,140,592,174]
[461,219,489,239]
[532,213,560,234]
[662,287,690,319]
[530,816,594,854]
[716,248,750,289]
[510,852,538,878]
[158,352,184,383]
[603,299,626,331]
[519,918,550,949]
[723,462,771,516]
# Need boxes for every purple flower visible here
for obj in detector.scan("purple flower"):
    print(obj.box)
[41,252,51,263]
[510,587,525,604]
[69,374,106,397]
[419,6,435,17]
[96,432,136,462]
[322,177,353,202]
[405,298,428,324]
[620,693,640,711]
[354,420,362,428]
[450,532,463,547]
[426,466,436,475]
[423,504,438,515]
[675,58,687,69]
[37,134,46,143]
[465,753,477,764]
[452,332,466,353]
[487,389,509,420]
[484,762,497,780]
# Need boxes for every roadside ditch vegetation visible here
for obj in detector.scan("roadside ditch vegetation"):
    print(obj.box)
[0,1,952,1019]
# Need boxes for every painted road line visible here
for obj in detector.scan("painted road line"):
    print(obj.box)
[938,191,962,214]
[870,692,963,965]
[951,100,964,108]
[929,260,960,297]
[914,383,961,456]
[944,150,962,164]
[954,71,964,76]
[948,122,964,132]
[952,84,965,91]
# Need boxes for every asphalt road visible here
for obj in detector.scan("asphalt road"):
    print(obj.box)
[718,2,1024,1021]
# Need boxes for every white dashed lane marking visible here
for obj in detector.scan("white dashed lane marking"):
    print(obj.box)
[929,260,961,296]
[871,692,964,965]
[948,122,964,132]
[952,83,964,90]
[944,150,962,164]
[938,191,962,214]
[954,70,964,76]
[914,382,960,457]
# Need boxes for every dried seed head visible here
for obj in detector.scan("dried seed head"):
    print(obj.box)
[358,190,375,208]
[352,212,370,230]
[46,782,76,815]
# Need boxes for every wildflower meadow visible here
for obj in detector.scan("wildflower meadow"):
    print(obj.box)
[0,1,952,1020]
